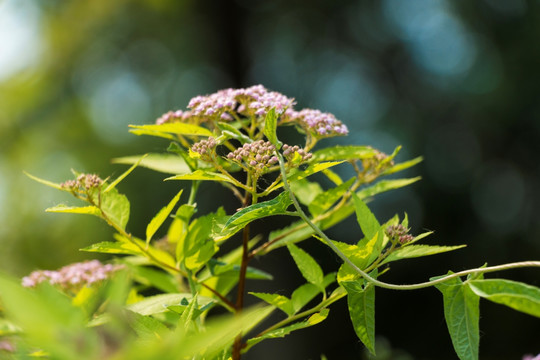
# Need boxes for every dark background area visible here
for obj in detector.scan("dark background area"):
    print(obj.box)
[0,0,538,358]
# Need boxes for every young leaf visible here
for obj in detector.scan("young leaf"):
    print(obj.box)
[286,161,346,183]
[127,293,215,316]
[380,244,467,265]
[129,123,213,137]
[381,156,423,176]
[310,146,377,162]
[434,273,480,360]
[244,309,329,351]
[289,178,323,206]
[24,172,64,190]
[112,153,192,175]
[223,191,293,232]
[341,275,377,355]
[46,205,101,216]
[146,189,183,245]
[127,310,169,340]
[99,188,130,231]
[287,244,324,290]
[335,232,383,283]
[468,279,540,318]
[291,273,336,313]
[263,108,279,147]
[309,178,355,217]
[249,292,294,316]
[165,170,237,184]
[217,122,252,144]
[104,154,147,193]
[352,193,380,240]
[357,177,421,199]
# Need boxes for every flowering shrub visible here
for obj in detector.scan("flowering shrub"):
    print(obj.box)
[0,85,538,359]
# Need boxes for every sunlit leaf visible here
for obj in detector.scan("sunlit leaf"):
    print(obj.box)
[381,156,423,176]
[127,293,215,316]
[380,245,466,265]
[353,193,380,240]
[249,292,294,316]
[112,153,192,175]
[310,146,377,162]
[105,154,147,192]
[468,279,540,318]
[287,243,324,290]
[24,172,63,190]
[291,273,336,313]
[223,191,293,234]
[263,108,279,147]
[341,276,376,355]
[146,189,183,245]
[244,309,329,352]
[434,273,480,360]
[357,177,421,199]
[289,178,323,206]
[165,170,237,184]
[308,178,355,217]
[46,205,101,216]
[129,123,213,137]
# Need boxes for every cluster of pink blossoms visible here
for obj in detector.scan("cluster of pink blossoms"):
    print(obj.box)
[156,85,297,124]
[61,173,103,191]
[385,224,414,244]
[22,260,123,292]
[187,85,295,119]
[285,108,348,137]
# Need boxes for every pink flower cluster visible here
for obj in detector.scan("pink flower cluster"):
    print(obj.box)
[187,85,296,119]
[61,173,103,191]
[191,136,217,156]
[22,260,123,291]
[156,110,193,125]
[286,109,348,137]
[227,140,279,171]
[385,224,413,244]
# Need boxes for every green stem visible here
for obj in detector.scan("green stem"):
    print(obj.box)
[277,153,540,291]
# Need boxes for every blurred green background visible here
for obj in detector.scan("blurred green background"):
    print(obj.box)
[1,0,538,358]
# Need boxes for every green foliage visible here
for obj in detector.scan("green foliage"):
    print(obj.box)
[434,274,481,360]
[11,87,539,360]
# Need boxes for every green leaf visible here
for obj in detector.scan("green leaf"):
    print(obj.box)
[223,191,293,234]
[105,154,147,192]
[311,146,377,162]
[81,241,140,255]
[291,273,336,313]
[99,187,130,231]
[24,171,63,190]
[244,309,329,352]
[128,310,169,340]
[127,293,215,316]
[146,189,183,245]
[287,244,324,290]
[380,245,466,265]
[217,122,253,144]
[289,178,323,206]
[334,232,383,283]
[322,168,343,185]
[341,274,377,355]
[112,153,192,175]
[129,123,213,137]
[308,178,355,217]
[434,274,480,360]
[287,161,345,183]
[249,293,294,316]
[131,265,179,293]
[352,193,380,240]
[179,212,219,271]
[381,156,423,176]
[468,279,540,318]
[357,177,421,199]
[165,170,237,184]
[263,108,279,146]
[129,128,177,141]
[46,205,101,216]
